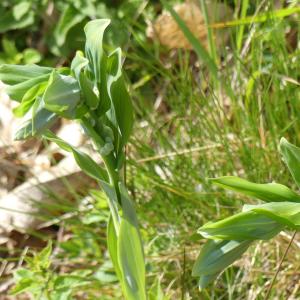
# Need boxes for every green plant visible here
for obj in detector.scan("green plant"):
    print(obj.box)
[11,242,94,299]
[193,138,300,291]
[0,0,141,62]
[0,19,146,300]
[0,38,41,65]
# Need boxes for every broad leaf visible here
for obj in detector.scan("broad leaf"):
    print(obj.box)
[194,140,300,290]
[210,176,300,203]
[107,215,122,280]
[23,48,41,64]
[280,138,300,189]
[13,2,31,21]
[244,202,300,229]
[42,130,108,183]
[106,48,133,150]
[84,19,110,84]
[0,6,34,33]
[100,180,120,221]
[194,201,300,288]
[71,51,99,109]
[119,183,139,226]
[71,51,89,79]
[11,280,40,296]
[5,74,51,102]
[192,240,252,289]
[43,71,81,118]
[15,106,57,140]
[54,5,85,47]
[198,210,283,240]
[118,217,146,300]
[0,64,52,85]
[13,82,48,117]
[116,185,146,300]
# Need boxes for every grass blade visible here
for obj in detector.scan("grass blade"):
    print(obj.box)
[161,0,218,79]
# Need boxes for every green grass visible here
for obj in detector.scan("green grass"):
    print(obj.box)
[1,0,300,299]
[124,1,300,298]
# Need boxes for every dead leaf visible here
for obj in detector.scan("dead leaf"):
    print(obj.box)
[147,2,208,50]
[0,156,96,243]
[147,1,233,50]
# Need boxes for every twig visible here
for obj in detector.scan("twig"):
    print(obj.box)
[135,138,252,163]
[264,230,297,300]
[181,246,186,300]
[124,145,127,186]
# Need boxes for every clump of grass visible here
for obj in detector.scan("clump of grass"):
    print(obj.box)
[125,0,300,298]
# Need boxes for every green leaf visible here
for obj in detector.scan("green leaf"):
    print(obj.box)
[198,210,283,240]
[119,183,139,227]
[93,263,118,283]
[194,138,300,290]
[2,38,18,57]
[100,180,120,228]
[0,64,52,85]
[198,273,219,291]
[210,176,300,203]
[107,215,122,280]
[15,106,57,140]
[13,2,31,21]
[81,118,115,156]
[106,48,133,149]
[54,4,85,47]
[118,217,146,300]
[71,51,99,109]
[71,51,89,77]
[13,82,47,117]
[194,200,300,288]
[280,138,300,189]
[43,71,81,118]
[192,240,252,289]
[0,64,52,104]
[53,275,90,289]
[114,185,146,300]
[84,19,110,84]
[10,276,37,295]
[148,278,168,300]
[212,6,300,28]
[42,130,108,183]
[13,268,34,282]
[0,7,34,33]
[5,73,51,102]
[23,49,42,64]
[49,288,71,300]
[34,240,52,270]
[244,202,300,229]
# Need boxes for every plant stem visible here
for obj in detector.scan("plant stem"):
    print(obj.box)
[264,230,297,300]
[81,116,123,234]
[80,117,119,183]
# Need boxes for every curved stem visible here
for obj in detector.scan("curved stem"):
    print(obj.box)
[264,230,297,300]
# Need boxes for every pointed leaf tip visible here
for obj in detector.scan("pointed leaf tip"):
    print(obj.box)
[279,138,300,188]
[279,137,288,147]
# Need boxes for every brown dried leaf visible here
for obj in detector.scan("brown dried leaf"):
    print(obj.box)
[0,156,96,242]
[147,1,233,50]
[147,2,208,50]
